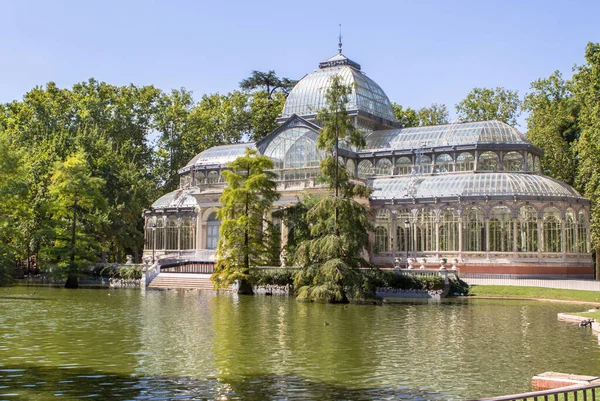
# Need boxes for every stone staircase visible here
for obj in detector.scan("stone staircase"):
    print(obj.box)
[148,273,214,290]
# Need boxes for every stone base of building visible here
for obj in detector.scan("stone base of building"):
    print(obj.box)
[457,264,594,276]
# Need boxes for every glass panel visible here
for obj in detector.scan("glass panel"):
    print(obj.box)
[463,208,485,252]
[374,226,389,254]
[490,207,512,252]
[439,209,459,251]
[346,159,356,177]
[517,206,538,252]
[478,152,499,171]
[375,158,393,175]
[358,160,373,178]
[395,157,412,176]
[395,209,412,253]
[565,209,576,253]
[503,151,523,171]
[434,153,453,174]
[156,218,165,250]
[455,152,474,172]
[578,210,588,253]
[527,154,534,172]
[543,207,562,252]
[207,171,220,184]
[262,127,323,169]
[166,217,178,250]
[416,208,435,252]
[206,212,220,250]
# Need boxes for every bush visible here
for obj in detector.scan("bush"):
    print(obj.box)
[250,268,294,287]
[374,270,444,291]
[91,264,143,280]
[449,276,470,296]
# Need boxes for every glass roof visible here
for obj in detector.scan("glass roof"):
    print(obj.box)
[281,54,396,122]
[262,127,324,169]
[363,121,530,151]
[370,173,583,200]
[185,143,256,167]
[152,189,198,209]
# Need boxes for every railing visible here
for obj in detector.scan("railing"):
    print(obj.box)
[461,273,600,291]
[142,263,160,286]
[470,383,600,401]
[160,261,215,274]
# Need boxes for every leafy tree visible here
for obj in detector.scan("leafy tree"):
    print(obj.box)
[293,75,374,303]
[212,148,280,294]
[248,90,286,141]
[456,87,521,126]
[45,152,106,288]
[392,103,449,127]
[239,70,297,98]
[523,71,580,186]
[573,43,600,270]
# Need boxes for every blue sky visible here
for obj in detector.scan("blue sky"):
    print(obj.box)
[1,0,599,129]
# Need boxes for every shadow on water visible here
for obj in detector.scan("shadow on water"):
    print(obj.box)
[0,365,446,400]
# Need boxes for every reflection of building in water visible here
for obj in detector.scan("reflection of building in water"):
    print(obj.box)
[143,49,592,276]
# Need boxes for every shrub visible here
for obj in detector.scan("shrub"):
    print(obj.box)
[250,268,294,287]
[449,276,470,296]
[374,270,444,291]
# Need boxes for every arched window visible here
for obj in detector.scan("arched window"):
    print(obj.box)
[565,209,576,253]
[358,160,373,178]
[419,155,432,174]
[374,226,389,254]
[195,171,205,185]
[376,208,391,221]
[527,154,534,172]
[490,207,512,252]
[395,209,412,253]
[146,217,157,251]
[456,152,475,172]
[543,207,562,253]
[578,210,589,253]
[517,206,538,252]
[207,171,220,184]
[155,218,165,250]
[375,158,393,175]
[263,127,323,169]
[435,154,453,174]
[166,217,178,250]
[478,152,499,171]
[395,157,412,176]
[439,209,459,251]
[534,156,542,173]
[416,208,435,252]
[180,217,195,250]
[463,208,486,252]
[503,152,523,171]
[346,159,356,177]
[206,212,220,250]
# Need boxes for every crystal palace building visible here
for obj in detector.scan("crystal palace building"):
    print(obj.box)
[143,51,593,276]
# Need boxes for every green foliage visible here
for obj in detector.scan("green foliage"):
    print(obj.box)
[524,71,580,185]
[373,270,445,291]
[456,87,521,126]
[212,149,281,293]
[239,70,297,97]
[292,75,375,303]
[392,103,450,127]
[44,152,106,287]
[448,277,470,296]
[93,264,143,280]
[249,268,294,287]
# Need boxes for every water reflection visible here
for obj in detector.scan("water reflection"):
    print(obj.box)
[1,286,600,400]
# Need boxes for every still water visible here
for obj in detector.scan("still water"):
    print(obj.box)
[1,285,600,400]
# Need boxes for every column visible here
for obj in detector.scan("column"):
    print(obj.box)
[177,217,182,256]
[458,217,463,259]
[485,218,490,260]
[391,211,397,261]
[512,217,518,258]
[561,218,566,256]
[538,219,543,258]
[435,219,440,255]
[280,218,289,267]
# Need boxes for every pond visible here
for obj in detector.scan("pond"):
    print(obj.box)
[1,285,599,400]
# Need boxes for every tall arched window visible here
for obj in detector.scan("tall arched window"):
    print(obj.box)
[419,155,432,174]
[478,152,499,171]
[358,160,373,178]
[395,209,412,253]
[207,171,219,184]
[463,208,486,252]
[517,206,538,252]
[503,152,523,171]
[416,208,435,252]
[374,226,389,254]
[375,158,393,175]
[346,159,356,177]
[166,217,178,250]
[180,217,195,250]
[565,209,576,253]
[490,207,512,252]
[543,207,562,253]
[155,218,165,250]
[456,152,474,171]
[435,154,453,174]
[439,209,459,251]
[206,212,220,250]
[578,210,589,253]
[395,157,412,176]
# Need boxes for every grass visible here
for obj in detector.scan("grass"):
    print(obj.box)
[468,285,600,304]
[571,310,600,320]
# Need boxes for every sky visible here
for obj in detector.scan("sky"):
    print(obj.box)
[1,0,599,130]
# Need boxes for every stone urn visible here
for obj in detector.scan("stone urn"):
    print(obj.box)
[451,258,459,271]
[393,257,402,269]
[420,258,426,270]
[407,258,415,269]
[439,258,447,270]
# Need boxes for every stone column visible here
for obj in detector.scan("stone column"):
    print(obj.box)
[513,217,518,258]
[391,211,397,261]
[280,218,289,267]
[538,219,543,257]
[196,208,203,251]
[458,216,463,259]
[485,218,490,260]
[177,217,182,255]
[561,218,566,257]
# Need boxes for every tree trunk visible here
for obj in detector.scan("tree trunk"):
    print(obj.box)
[65,202,79,289]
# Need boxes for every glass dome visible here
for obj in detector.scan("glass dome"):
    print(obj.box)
[363,121,530,151]
[281,53,396,122]
[185,143,256,168]
[370,173,583,200]
[262,127,324,169]
[152,189,198,209]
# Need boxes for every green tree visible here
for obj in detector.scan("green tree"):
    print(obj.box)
[523,71,580,186]
[248,90,286,141]
[239,70,297,98]
[211,148,280,294]
[456,87,521,126]
[573,43,600,271]
[293,75,374,303]
[392,103,449,127]
[46,152,106,288]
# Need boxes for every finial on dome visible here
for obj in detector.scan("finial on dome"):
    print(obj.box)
[338,24,342,54]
